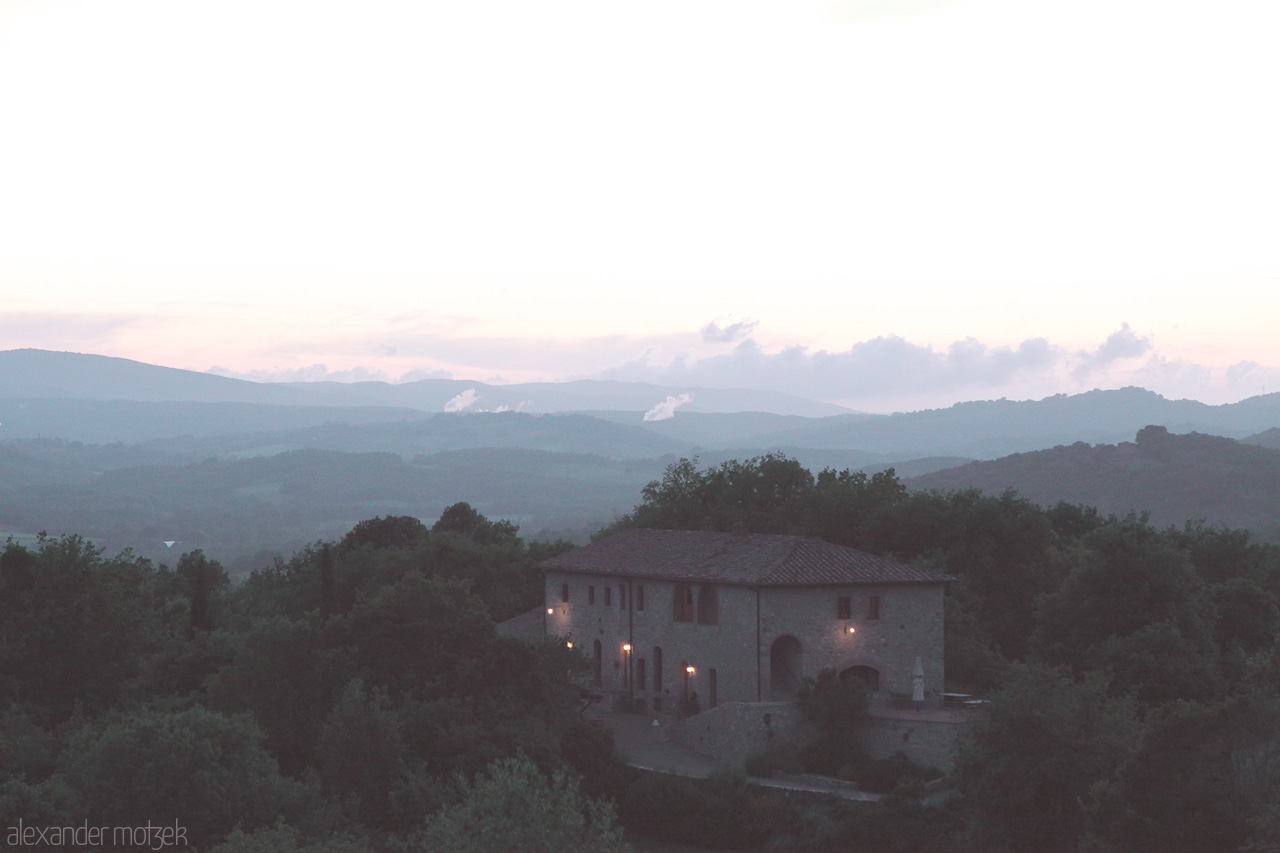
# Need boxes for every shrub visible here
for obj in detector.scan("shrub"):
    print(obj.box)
[619,769,789,848]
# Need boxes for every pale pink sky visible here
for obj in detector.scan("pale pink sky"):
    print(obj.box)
[1,0,1277,411]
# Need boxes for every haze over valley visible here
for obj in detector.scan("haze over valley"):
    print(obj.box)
[6,349,1280,570]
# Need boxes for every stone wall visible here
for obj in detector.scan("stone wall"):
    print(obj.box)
[858,713,969,774]
[670,701,812,768]
[669,701,969,776]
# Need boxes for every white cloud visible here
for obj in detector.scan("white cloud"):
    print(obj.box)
[443,388,479,412]
[643,393,692,421]
[207,363,395,383]
[592,325,1280,411]
[701,318,759,344]
[1070,323,1152,381]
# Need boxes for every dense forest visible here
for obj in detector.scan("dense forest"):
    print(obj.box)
[4,455,1280,851]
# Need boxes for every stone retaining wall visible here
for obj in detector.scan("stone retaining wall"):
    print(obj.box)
[858,714,968,774]
[670,701,813,768]
[671,701,970,775]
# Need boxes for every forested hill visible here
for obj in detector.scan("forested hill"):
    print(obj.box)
[750,386,1280,458]
[908,425,1280,539]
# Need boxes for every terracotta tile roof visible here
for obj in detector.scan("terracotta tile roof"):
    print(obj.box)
[539,528,951,586]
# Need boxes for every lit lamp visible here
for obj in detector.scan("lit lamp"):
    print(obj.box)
[622,644,631,652]
[847,625,857,634]
[546,607,553,615]
[566,641,573,649]
[685,665,695,675]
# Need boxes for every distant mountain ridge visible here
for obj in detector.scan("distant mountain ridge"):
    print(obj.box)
[747,387,1280,458]
[6,348,1280,558]
[0,349,849,417]
[907,426,1280,539]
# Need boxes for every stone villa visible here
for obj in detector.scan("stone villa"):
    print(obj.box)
[538,527,951,712]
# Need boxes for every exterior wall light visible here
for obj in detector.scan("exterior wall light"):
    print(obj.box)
[547,608,554,615]
[686,666,695,675]
[566,641,573,649]
[622,644,632,652]
[847,626,857,634]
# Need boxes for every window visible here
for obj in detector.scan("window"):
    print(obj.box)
[620,584,627,609]
[588,585,595,605]
[637,658,646,690]
[673,585,694,622]
[836,596,852,619]
[867,596,881,620]
[696,585,719,625]
[604,586,612,607]
[561,583,569,603]
[637,585,645,611]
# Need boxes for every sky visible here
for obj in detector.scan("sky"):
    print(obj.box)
[1,0,1277,413]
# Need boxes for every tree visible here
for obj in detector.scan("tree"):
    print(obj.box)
[211,821,370,853]
[59,707,315,849]
[313,680,433,833]
[335,574,493,699]
[0,535,159,720]
[1083,693,1280,853]
[805,465,907,548]
[177,549,228,633]
[205,615,346,776]
[432,502,520,545]
[1034,516,1217,689]
[413,753,630,853]
[954,663,1139,853]
[794,667,870,775]
[338,515,428,553]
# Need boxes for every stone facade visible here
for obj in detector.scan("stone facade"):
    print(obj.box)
[540,528,949,711]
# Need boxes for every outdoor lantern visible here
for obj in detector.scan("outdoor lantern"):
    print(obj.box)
[847,625,857,634]
[622,643,631,652]
[566,641,573,649]
[547,607,553,614]
[686,665,695,675]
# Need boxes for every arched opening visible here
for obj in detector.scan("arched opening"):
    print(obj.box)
[840,664,880,692]
[592,640,602,685]
[673,585,694,622]
[696,584,719,625]
[770,635,803,700]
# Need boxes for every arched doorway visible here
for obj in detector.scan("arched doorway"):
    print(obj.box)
[840,664,880,692]
[770,635,803,699]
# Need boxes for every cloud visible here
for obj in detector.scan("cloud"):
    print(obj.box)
[398,366,454,382]
[444,388,480,412]
[643,393,693,421]
[1071,323,1152,381]
[602,334,1064,409]
[701,318,759,344]
[206,363,396,383]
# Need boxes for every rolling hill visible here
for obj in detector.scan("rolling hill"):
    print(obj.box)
[907,425,1280,539]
